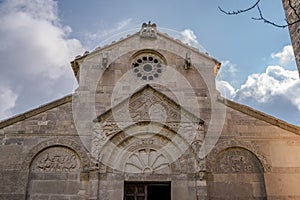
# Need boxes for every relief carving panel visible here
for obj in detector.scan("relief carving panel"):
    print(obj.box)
[214,148,263,174]
[92,86,204,172]
[30,147,81,172]
[140,21,157,39]
[125,148,170,173]
[125,89,182,123]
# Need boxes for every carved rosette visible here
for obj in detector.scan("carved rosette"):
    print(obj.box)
[31,147,81,172]
[125,148,170,173]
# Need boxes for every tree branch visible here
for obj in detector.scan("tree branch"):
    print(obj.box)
[218,0,300,28]
[218,0,261,15]
[252,5,288,28]
[289,0,300,20]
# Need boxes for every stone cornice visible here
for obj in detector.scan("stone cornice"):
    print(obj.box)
[0,94,72,129]
[218,96,300,135]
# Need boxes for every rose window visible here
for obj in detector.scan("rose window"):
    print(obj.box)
[132,55,163,81]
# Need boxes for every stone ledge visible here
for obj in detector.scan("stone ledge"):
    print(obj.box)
[218,96,300,135]
[0,95,72,129]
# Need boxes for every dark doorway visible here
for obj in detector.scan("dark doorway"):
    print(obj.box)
[124,182,171,200]
[148,183,171,200]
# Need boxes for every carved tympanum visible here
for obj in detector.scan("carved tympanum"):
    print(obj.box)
[125,148,170,173]
[31,147,80,172]
[214,148,263,174]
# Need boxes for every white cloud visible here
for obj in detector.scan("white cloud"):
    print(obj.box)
[0,85,18,119]
[271,45,295,65]
[216,45,300,125]
[235,65,300,109]
[217,60,238,86]
[216,80,236,99]
[221,60,237,76]
[0,0,84,79]
[0,0,85,120]
[84,18,133,48]
[1,0,59,22]
[180,29,200,49]
[285,81,300,111]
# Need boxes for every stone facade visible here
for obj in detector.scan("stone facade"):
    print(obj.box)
[282,0,300,75]
[1,23,300,200]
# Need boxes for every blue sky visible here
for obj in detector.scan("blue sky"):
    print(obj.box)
[0,0,299,126]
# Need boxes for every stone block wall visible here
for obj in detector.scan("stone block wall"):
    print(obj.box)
[282,0,300,75]
[1,29,300,199]
[0,99,90,200]
[205,100,300,199]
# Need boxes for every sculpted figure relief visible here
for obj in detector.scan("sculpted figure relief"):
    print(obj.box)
[36,153,77,172]
[214,148,263,174]
[32,147,80,172]
[140,21,157,39]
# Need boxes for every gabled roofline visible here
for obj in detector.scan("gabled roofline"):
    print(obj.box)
[95,84,204,124]
[0,94,72,129]
[156,31,220,66]
[70,27,221,78]
[218,96,300,135]
[70,32,140,77]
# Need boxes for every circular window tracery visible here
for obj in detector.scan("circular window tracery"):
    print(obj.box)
[132,54,164,81]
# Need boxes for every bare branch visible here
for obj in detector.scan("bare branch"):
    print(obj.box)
[218,0,300,28]
[289,0,300,20]
[252,5,288,28]
[218,0,261,15]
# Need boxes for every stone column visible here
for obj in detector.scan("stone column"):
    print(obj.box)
[88,170,99,200]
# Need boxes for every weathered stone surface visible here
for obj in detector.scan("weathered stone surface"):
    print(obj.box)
[0,23,300,199]
[282,0,300,75]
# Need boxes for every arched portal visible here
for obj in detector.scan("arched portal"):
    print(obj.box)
[99,122,195,174]
[26,146,86,200]
[208,147,267,199]
[95,121,201,200]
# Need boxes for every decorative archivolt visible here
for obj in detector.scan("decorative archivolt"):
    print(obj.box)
[92,85,205,173]
[91,121,203,174]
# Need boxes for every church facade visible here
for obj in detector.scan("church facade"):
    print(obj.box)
[1,22,300,200]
